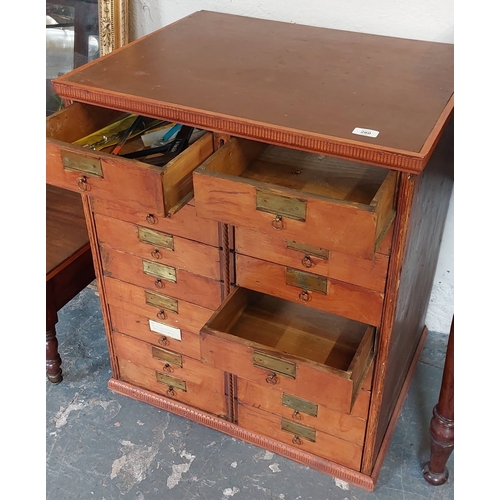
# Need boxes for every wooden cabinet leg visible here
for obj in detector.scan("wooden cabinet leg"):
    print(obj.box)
[46,325,63,384]
[423,317,454,485]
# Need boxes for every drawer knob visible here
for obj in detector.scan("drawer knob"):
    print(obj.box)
[146,214,158,225]
[77,176,89,192]
[154,278,164,289]
[151,249,163,260]
[301,255,313,268]
[163,363,174,373]
[292,410,302,421]
[292,435,303,446]
[167,386,176,397]
[266,372,278,385]
[157,310,166,320]
[271,215,284,230]
[298,290,311,303]
[158,336,170,346]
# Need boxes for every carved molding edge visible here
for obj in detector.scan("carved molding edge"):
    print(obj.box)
[99,0,128,56]
[108,378,376,491]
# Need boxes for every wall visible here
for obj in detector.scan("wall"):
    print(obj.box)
[129,0,454,334]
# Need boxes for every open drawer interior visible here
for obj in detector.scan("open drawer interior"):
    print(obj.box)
[201,287,375,411]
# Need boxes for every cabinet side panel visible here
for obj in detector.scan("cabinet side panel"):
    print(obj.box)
[362,117,454,473]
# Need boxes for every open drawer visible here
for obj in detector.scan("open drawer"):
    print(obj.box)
[193,137,397,259]
[46,102,214,216]
[200,287,375,413]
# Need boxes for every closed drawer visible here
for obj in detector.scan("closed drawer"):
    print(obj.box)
[95,213,221,280]
[115,336,227,418]
[236,254,383,326]
[103,277,213,334]
[238,404,363,470]
[200,287,375,413]
[237,378,369,446]
[47,102,214,216]
[193,137,397,259]
[235,225,392,293]
[109,303,202,360]
[101,246,222,310]
[92,198,220,248]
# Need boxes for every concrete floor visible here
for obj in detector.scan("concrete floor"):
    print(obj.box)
[46,285,454,500]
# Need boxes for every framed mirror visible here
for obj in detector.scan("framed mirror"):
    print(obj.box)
[46,0,128,115]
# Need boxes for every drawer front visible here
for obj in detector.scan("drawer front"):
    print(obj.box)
[109,303,202,360]
[117,356,227,418]
[235,227,390,293]
[201,332,358,414]
[47,102,214,215]
[193,137,397,259]
[95,213,221,280]
[237,378,369,445]
[92,198,220,248]
[236,254,383,326]
[101,246,222,310]
[103,277,213,335]
[238,404,363,470]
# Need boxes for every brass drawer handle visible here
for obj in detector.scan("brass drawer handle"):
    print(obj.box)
[299,290,311,303]
[157,310,166,320]
[266,372,278,385]
[77,176,89,192]
[292,435,303,446]
[154,278,164,289]
[301,255,313,268]
[292,410,302,421]
[167,386,176,397]
[271,215,283,230]
[158,336,170,346]
[146,214,158,225]
[151,249,162,260]
[163,363,174,373]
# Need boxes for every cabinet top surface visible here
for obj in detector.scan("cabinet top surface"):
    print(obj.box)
[53,11,453,172]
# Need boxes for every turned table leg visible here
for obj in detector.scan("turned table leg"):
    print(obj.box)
[423,317,454,485]
[46,282,63,384]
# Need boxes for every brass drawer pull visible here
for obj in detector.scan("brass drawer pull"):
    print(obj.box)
[292,410,302,420]
[151,249,162,260]
[155,279,164,289]
[158,336,170,346]
[146,214,158,225]
[301,255,312,268]
[167,386,176,397]
[292,435,303,445]
[271,215,283,230]
[163,363,174,373]
[77,176,89,192]
[299,290,310,303]
[266,372,278,385]
[157,309,166,320]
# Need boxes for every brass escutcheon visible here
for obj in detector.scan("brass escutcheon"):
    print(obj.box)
[77,176,89,192]
[271,215,284,230]
[146,214,158,225]
[151,249,162,259]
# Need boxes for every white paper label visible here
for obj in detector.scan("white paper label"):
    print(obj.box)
[149,319,182,341]
[352,127,379,138]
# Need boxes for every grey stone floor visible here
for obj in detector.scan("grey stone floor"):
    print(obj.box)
[46,286,454,500]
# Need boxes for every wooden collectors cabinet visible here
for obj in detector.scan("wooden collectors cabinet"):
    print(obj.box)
[45,11,454,491]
